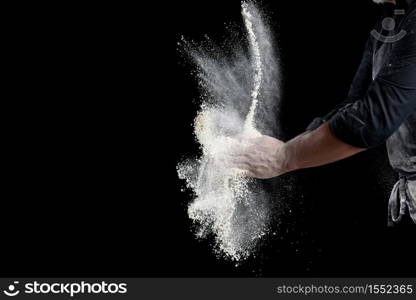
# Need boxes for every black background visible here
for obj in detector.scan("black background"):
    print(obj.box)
[3,0,415,277]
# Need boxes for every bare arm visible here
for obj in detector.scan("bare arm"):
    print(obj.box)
[227,122,365,179]
[280,122,365,175]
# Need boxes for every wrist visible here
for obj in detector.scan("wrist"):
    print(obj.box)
[275,143,297,175]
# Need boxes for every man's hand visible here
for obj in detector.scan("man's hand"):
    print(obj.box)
[223,135,287,179]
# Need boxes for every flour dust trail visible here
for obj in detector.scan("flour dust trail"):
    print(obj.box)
[177,1,281,262]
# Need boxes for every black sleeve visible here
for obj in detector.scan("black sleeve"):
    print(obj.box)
[328,15,416,148]
[306,36,374,131]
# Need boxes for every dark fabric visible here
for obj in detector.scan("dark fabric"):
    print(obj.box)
[327,2,416,148]
[306,117,325,131]
[306,1,416,225]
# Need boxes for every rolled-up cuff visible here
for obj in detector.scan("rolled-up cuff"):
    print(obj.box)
[306,117,325,131]
[328,112,369,149]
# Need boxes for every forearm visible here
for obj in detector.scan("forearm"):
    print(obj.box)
[280,122,365,174]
